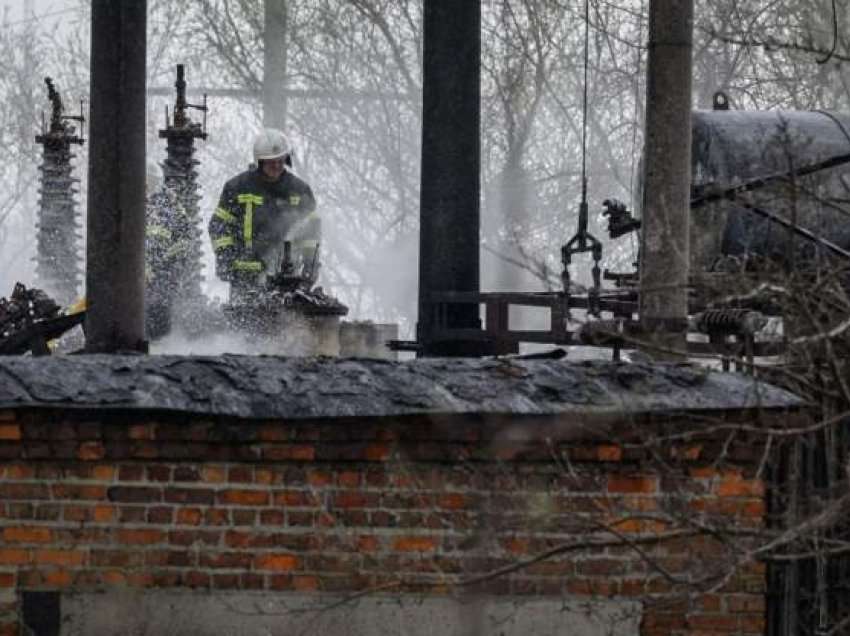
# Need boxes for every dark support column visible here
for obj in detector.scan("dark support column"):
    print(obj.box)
[85,1,147,352]
[417,0,485,357]
[263,0,289,130]
[639,0,693,358]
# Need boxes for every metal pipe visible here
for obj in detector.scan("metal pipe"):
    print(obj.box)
[263,0,289,130]
[85,1,147,352]
[417,0,483,357]
[639,0,694,357]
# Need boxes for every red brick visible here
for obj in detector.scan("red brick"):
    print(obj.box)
[332,492,376,509]
[337,471,361,488]
[118,507,146,523]
[176,508,203,526]
[240,573,265,589]
[255,554,299,571]
[293,575,319,591]
[218,490,269,506]
[3,527,52,543]
[164,487,215,505]
[5,464,34,479]
[607,475,657,494]
[306,470,332,487]
[260,510,285,525]
[202,466,227,483]
[259,425,289,442]
[357,536,380,552]
[128,424,155,440]
[173,466,201,482]
[274,490,310,507]
[200,552,252,569]
[107,486,161,503]
[92,465,116,481]
[127,573,155,587]
[118,465,145,481]
[43,569,73,587]
[269,574,293,590]
[738,615,766,632]
[183,571,210,588]
[115,529,165,545]
[212,574,240,589]
[620,579,645,596]
[77,441,105,461]
[0,425,20,441]
[101,570,127,585]
[205,509,230,526]
[716,473,765,497]
[254,469,276,485]
[0,572,16,588]
[177,530,221,547]
[147,466,171,482]
[437,494,467,510]
[228,467,253,483]
[51,484,107,500]
[232,510,256,526]
[148,507,173,524]
[90,550,140,568]
[290,445,316,461]
[0,483,50,500]
[392,536,438,552]
[596,445,623,461]
[225,531,277,549]
[726,594,765,613]
[35,549,86,567]
[609,518,668,534]
[0,549,29,565]
[265,445,315,461]
[365,444,391,461]
[63,506,92,522]
[687,614,739,631]
[93,505,115,522]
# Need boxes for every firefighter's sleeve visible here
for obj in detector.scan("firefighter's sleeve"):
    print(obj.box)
[293,186,321,282]
[208,185,242,281]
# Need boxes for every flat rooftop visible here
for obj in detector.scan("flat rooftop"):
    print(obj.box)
[0,355,801,419]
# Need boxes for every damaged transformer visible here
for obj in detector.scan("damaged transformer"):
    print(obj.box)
[146,65,209,339]
[223,241,349,356]
[34,78,85,307]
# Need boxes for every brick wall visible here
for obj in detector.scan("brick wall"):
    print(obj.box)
[0,407,773,635]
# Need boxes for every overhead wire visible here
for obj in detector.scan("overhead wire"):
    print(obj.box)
[579,0,590,209]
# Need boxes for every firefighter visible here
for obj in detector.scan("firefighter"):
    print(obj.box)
[208,128,320,297]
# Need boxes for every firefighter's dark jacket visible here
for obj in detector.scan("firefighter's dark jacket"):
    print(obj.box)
[208,168,319,281]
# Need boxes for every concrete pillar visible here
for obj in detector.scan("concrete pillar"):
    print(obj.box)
[85,1,147,352]
[263,0,289,130]
[417,0,484,357]
[639,0,693,357]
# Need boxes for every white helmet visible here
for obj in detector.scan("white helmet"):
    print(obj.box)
[253,128,291,162]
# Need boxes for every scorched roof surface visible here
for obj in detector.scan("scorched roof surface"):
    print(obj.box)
[0,355,801,420]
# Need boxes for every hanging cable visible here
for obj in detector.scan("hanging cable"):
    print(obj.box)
[561,0,603,316]
[580,0,590,209]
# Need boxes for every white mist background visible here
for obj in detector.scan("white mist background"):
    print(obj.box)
[1,0,844,350]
